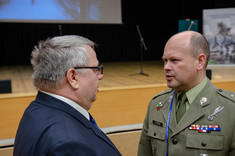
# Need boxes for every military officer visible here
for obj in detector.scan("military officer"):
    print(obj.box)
[138,31,235,156]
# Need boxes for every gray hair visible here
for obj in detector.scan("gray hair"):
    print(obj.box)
[31,35,96,90]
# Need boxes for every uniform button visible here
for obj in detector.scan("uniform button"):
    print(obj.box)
[172,138,178,144]
[201,141,207,147]
[154,132,156,136]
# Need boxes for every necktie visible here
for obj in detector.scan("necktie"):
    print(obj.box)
[89,113,101,132]
[176,93,187,122]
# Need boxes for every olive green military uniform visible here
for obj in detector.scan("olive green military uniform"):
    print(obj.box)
[138,80,235,156]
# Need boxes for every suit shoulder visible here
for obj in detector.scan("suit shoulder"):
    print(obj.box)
[216,88,235,103]
[151,88,174,101]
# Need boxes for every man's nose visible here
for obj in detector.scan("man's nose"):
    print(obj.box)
[98,74,103,80]
[164,61,171,71]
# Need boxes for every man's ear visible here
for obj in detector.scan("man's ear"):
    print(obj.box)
[66,69,79,89]
[197,53,206,71]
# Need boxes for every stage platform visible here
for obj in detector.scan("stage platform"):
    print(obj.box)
[0,60,235,140]
[0,60,234,93]
[0,61,166,93]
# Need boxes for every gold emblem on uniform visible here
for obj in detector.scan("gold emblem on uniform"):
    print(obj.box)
[200,97,207,105]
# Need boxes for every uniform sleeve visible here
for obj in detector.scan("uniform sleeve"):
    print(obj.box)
[230,126,235,156]
[218,90,235,156]
[138,102,153,156]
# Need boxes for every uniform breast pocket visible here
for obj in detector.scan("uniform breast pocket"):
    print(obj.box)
[186,134,224,154]
[147,124,166,155]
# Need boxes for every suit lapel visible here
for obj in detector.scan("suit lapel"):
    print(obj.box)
[35,91,120,154]
[89,125,121,154]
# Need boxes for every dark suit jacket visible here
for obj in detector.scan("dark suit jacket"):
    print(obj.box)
[14,91,121,156]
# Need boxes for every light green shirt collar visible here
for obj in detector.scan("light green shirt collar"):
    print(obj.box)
[175,77,208,111]
[186,77,208,105]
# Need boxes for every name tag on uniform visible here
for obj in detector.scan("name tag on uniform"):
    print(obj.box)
[152,120,163,127]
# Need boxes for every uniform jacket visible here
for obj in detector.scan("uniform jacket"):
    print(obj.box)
[14,91,121,156]
[138,80,235,156]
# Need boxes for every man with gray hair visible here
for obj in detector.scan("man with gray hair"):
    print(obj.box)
[14,35,121,156]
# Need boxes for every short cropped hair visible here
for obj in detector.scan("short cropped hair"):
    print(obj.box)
[189,32,210,68]
[31,35,95,90]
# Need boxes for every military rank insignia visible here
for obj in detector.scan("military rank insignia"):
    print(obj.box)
[200,97,207,105]
[189,124,220,133]
[208,106,224,121]
[156,102,163,110]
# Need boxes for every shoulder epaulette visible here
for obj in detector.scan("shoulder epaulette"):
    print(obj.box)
[152,88,174,100]
[217,88,235,103]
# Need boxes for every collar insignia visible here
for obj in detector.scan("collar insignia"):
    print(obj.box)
[156,102,163,110]
[200,97,207,105]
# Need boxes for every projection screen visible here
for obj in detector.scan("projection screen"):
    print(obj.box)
[0,0,122,24]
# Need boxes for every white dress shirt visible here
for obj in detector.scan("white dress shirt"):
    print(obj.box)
[40,91,90,121]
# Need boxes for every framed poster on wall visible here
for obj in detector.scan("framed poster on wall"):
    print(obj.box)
[203,8,235,65]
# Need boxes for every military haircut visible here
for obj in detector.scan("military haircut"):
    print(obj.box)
[189,32,211,68]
